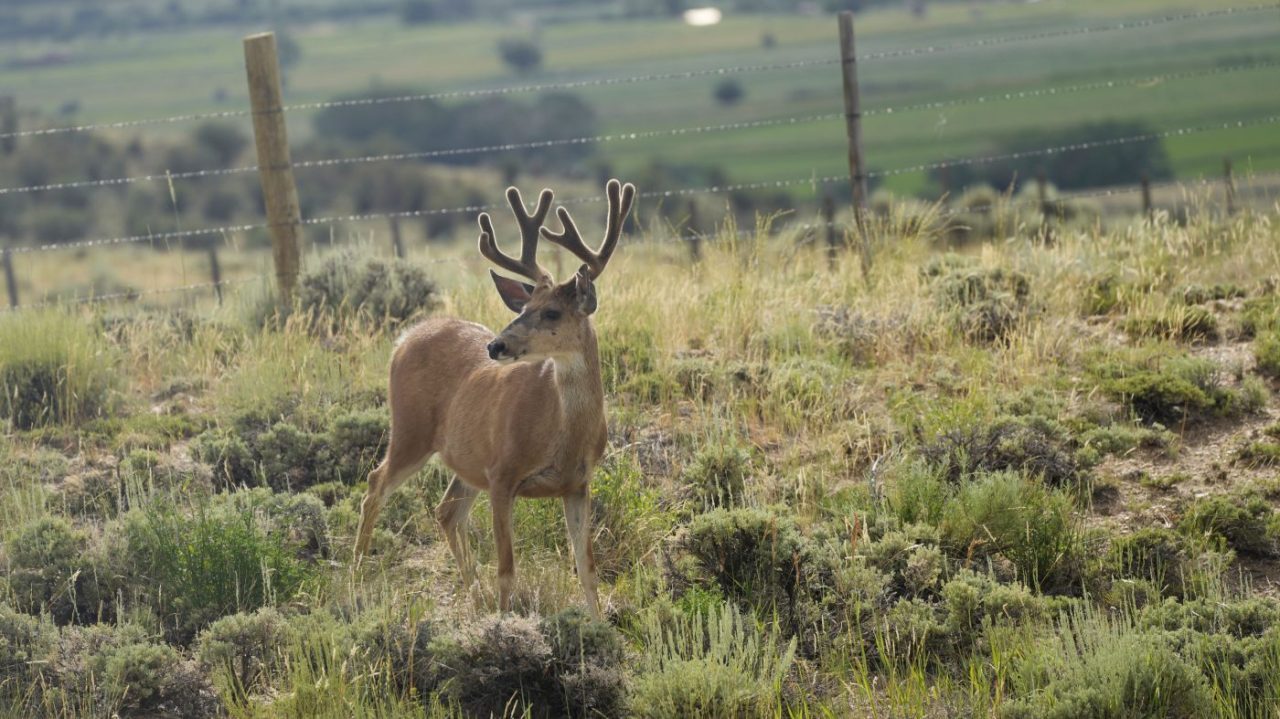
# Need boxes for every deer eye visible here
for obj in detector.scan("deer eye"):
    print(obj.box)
[542,309,562,322]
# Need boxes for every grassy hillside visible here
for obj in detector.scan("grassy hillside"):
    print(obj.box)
[3,0,1279,197]
[2,195,1280,716]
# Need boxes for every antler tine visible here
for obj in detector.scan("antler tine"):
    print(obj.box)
[476,187,554,283]
[540,179,637,280]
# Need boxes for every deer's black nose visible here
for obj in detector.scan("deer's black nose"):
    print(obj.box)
[487,339,506,360]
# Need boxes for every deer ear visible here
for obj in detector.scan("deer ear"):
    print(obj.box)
[490,270,535,313]
[574,266,597,315]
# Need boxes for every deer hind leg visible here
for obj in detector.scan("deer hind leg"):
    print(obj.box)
[489,486,518,613]
[562,488,601,619]
[434,476,480,587]
[355,441,429,562]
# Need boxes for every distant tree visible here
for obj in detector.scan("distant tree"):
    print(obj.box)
[401,0,437,24]
[194,123,248,166]
[930,120,1174,192]
[400,0,474,24]
[498,38,542,75]
[713,78,745,106]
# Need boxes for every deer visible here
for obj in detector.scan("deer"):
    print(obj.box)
[353,179,637,619]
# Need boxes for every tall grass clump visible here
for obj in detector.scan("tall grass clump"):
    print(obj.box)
[0,311,117,429]
[630,602,796,719]
[119,497,316,643]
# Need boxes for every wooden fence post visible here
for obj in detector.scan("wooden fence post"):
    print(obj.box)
[2,247,17,309]
[837,11,871,281]
[243,32,303,308]
[0,96,15,155]
[687,198,701,262]
[822,195,837,271]
[208,246,223,306]
[1036,170,1052,242]
[1141,173,1153,222]
[389,216,405,259]
[1223,158,1236,216]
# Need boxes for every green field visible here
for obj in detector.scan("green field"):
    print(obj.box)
[3,0,1279,199]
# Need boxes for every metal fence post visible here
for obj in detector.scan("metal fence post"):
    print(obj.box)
[838,12,871,281]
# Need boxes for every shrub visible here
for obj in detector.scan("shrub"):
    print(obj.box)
[1178,492,1280,558]
[540,608,627,718]
[436,614,560,718]
[52,623,220,718]
[497,37,542,74]
[682,441,751,510]
[1091,349,1262,425]
[195,608,290,698]
[4,517,111,625]
[1255,331,1280,378]
[191,429,257,488]
[630,602,795,719]
[671,507,829,634]
[940,472,1082,592]
[296,250,437,330]
[349,615,437,695]
[1107,528,1198,598]
[922,260,1033,342]
[119,498,316,643]
[941,571,1046,655]
[1234,440,1280,468]
[713,78,745,106]
[0,312,117,429]
[1000,633,1213,719]
[918,419,1083,488]
[0,603,56,691]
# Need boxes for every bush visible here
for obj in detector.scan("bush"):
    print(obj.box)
[0,312,117,429]
[540,608,627,718]
[4,517,111,625]
[713,78,745,106]
[941,571,1046,655]
[435,615,558,718]
[0,603,56,693]
[119,498,316,643]
[1178,492,1280,558]
[1107,528,1199,598]
[1000,634,1212,719]
[671,507,830,635]
[350,614,437,695]
[296,251,438,330]
[195,608,290,698]
[48,623,219,717]
[1091,349,1263,425]
[922,259,1033,342]
[497,36,542,74]
[682,441,751,510]
[919,419,1083,488]
[631,602,795,719]
[1255,331,1280,378]
[940,472,1082,592]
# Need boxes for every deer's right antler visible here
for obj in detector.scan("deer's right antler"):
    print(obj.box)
[478,187,555,283]
[540,179,636,280]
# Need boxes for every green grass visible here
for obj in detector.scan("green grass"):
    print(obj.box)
[5,190,1280,716]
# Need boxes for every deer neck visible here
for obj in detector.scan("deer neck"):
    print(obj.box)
[552,324,604,420]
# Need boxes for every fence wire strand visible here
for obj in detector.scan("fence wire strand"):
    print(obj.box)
[13,112,1278,253]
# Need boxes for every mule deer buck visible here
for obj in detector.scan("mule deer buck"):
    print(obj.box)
[354,179,636,619]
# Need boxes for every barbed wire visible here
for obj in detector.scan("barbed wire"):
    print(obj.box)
[10,95,1278,198]
[2,3,1273,143]
[10,114,1278,253]
[0,277,261,313]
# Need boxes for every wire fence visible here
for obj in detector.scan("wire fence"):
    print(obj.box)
[2,3,1278,311]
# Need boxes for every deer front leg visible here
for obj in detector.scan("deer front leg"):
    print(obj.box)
[355,449,427,563]
[562,488,601,619]
[435,475,479,587]
[489,486,518,613]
